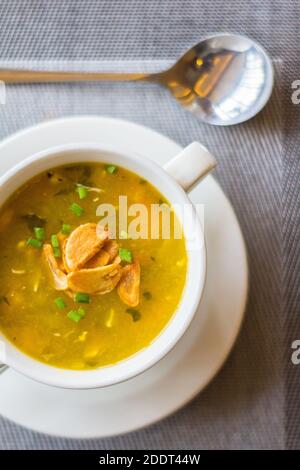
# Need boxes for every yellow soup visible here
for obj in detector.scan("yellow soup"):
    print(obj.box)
[0,163,187,370]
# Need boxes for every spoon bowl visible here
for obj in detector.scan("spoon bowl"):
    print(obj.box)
[155,34,274,125]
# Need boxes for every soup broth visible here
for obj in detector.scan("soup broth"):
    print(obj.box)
[0,163,187,370]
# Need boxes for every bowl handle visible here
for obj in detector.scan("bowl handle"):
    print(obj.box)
[164,142,216,192]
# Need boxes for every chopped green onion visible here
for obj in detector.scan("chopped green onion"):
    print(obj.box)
[70,202,84,217]
[106,165,117,174]
[75,292,90,304]
[67,307,86,323]
[76,185,87,200]
[61,223,71,235]
[53,247,61,258]
[55,297,66,310]
[119,247,133,263]
[27,238,43,249]
[51,234,59,248]
[67,310,82,323]
[34,227,45,241]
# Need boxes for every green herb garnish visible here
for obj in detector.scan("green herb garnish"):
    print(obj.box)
[70,202,84,217]
[61,223,71,235]
[53,247,61,258]
[119,247,133,263]
[106,165,117,174]
[55,297,66,310]
[67,310,82,323]
[27,238,43,249]
[76,185,88,200]
[67,307,86,323]
[34,227,45,241]
[126,308,141,322]
[51,234,59,248]
[75,293,90,304]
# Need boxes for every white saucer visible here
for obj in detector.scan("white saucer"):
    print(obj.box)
[0,117,248,438]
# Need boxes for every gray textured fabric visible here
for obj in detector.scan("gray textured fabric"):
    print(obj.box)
[0,0,297,450]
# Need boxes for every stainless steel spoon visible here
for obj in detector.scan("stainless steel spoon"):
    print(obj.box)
[0,33,274,126]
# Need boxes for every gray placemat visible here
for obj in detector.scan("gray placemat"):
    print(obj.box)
[0,0,295,450]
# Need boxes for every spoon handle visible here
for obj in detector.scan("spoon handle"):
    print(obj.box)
[0,69,151,83]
